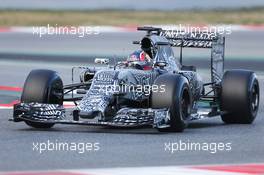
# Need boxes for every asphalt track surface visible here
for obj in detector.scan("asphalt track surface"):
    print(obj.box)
[0,31,264,72]
[0,31,264,60]
[0,31,264,171]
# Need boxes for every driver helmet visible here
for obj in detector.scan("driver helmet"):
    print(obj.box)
[127,50,152,70]
[128,50,150,62]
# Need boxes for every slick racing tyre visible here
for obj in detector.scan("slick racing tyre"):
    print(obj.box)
[220,70,259,124]
[152,73,191,132]
[21,69,63,128]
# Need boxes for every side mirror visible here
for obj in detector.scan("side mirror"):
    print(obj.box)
[94,58,109,65]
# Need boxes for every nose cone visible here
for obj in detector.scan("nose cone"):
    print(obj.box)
[79,110,101,119]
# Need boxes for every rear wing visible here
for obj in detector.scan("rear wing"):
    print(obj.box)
[138,27,225,84]
[161,30,225,84]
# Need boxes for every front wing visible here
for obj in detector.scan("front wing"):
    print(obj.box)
[12,103,169,128]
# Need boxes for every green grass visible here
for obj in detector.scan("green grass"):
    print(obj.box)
[0,8,264,26]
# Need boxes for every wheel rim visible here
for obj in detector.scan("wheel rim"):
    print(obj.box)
[49,77,63,104]
[251,82,259,114]
[181,94,189,120]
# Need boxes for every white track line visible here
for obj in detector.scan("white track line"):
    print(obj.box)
[0,165,260,175]
[1,25,264,34]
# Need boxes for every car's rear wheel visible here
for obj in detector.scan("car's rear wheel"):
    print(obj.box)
[220,70,259,124]
[21,69,63,128]
[152,74,191,132]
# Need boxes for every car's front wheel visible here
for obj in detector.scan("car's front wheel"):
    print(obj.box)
[151,73,191,132]
[21,69,63,128]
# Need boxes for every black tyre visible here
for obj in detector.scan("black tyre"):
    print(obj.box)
[21,69,63,128]
[220,70,259,124]
[152,73,191,132]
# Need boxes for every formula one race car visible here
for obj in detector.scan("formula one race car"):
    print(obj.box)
[12,26,260,132]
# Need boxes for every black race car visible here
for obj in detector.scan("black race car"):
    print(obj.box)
[12,27,260,132]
